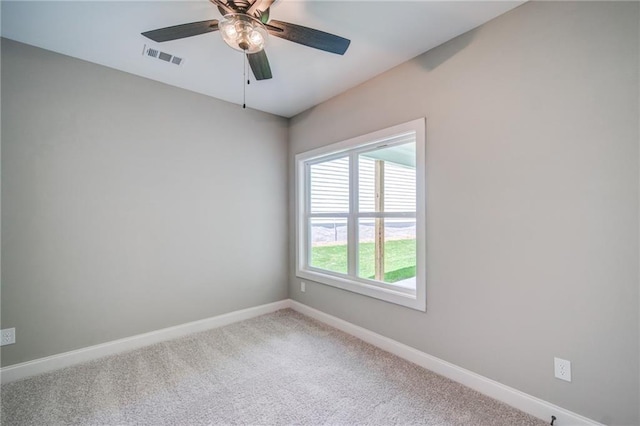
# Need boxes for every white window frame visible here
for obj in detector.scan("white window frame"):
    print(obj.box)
[295,118,426,311]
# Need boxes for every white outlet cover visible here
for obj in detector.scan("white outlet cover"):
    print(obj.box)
[301,282,306,293]
[554,357,571,382]
[1,328,16,346]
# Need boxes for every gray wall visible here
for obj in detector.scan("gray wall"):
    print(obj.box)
[289,2,639,425]
[1,39,288,367]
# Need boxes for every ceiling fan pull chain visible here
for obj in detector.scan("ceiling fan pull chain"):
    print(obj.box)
[246,53,250,86]
[243,52,247,109]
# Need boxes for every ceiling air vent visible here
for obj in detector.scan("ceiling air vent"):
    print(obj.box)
[142,45,184,66]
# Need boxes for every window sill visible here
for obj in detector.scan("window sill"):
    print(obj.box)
[297,269,426,312]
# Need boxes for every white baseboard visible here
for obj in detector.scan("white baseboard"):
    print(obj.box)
[289,300,603,426]
[0,299,290,384]
[1,298,603,426]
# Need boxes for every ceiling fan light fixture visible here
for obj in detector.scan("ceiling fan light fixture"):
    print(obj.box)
[219,13,268,53]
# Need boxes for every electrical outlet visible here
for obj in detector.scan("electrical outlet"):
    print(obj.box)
[0,328,15,346]
[301,281,306,292]
[554,357,571,382]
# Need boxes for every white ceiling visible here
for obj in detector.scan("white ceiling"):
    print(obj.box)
[1,0,524,118]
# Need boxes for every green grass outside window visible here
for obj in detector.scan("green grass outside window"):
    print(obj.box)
[310,238,416,283]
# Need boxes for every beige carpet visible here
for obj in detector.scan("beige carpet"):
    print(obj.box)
[1,309,546,425]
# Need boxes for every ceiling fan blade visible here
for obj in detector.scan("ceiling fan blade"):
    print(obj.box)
[142,20,219,43]
[247,50,273,80]
[266,20,350,55]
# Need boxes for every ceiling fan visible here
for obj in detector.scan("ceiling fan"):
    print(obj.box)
[141,0,351,81]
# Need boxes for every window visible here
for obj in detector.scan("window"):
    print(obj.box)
[295,118,426,311]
